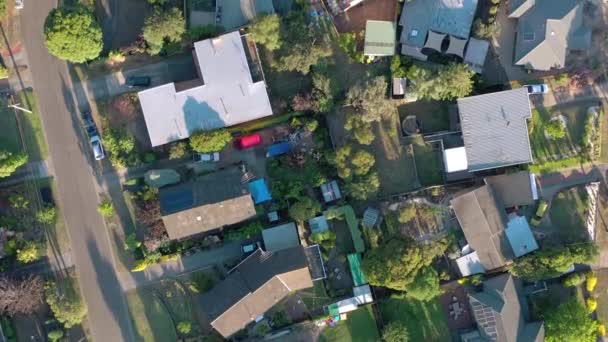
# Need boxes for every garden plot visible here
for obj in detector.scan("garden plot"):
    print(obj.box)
[385,200,449,241]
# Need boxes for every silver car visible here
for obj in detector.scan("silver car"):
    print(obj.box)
[90,135,105,161]
[524,84,549,94]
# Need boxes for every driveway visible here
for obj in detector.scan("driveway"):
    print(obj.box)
[18,1,135,340]
[74,54,197,102]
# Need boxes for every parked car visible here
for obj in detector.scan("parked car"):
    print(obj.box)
[530,200,549,226]
[90,135,105,161]
[126,76,151,88]
[193,152,220,162]
[234,133,262,149]
[81,110,97,136]
[15,0,23,9]
[524,84,549,94]
[241,241,261,255]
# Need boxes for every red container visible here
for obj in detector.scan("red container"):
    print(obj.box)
[235,134,262,149]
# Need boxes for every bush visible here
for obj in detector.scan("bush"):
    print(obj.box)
[554,73,569,88]
[97,199,114,218]
[0,66,8,79]
[398,205,416,223]
[599,324,606,337]
[189,129,231,153]
[545,119,566,139]
[223,221,263,241]
[586,297,598,313]
[185,25,222,42]
[124,233,142,251]
[190,271,216,293]
[123,178,140,186]
[48,330,64,342]
[16,241,42,264]
[177,320,192,334]
[36,206,58,225]
[143,152,156,163]
[45,280,87,328]
[586,271,598,292]
[169,142,188,159]
[107,50,125,64]
[562,272,586,287]
[489,6,498,15]
[382,321,409,342]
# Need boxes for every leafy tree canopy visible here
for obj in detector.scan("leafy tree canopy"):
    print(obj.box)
[346,77,393,123]
[408,63,474,100]
[511,243,598,281]
[351,150,375,176]
[545,299,598,342]
[404,266,443,301]
[382,321,409,342]
[143,7,185,55]
[0,151,27,178]
[45,280,87,328]
[362,237,449,291]
[16,241,42,264]
[44,5,103,63]
[189,128,232,153]
[288,196,321,223]
[346,171,380,201]
[250,14,281,50]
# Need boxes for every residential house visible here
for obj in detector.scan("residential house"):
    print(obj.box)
[508,0,591,71]
[200,247,315,338]
[465,274,544,342]
[138,31,272,147]
[451,176,539,275]
[448,88,533,173]
[398,0,478,60]
[159,167,256,240]
[215,0,275,31]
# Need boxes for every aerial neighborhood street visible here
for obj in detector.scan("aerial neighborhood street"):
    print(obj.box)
[0,0,607,341]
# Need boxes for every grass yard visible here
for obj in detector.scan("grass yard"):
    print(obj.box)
[379,294,450,342]
[528,283,577,321]
[548,186,589,243]
[398,101,451,134]
[126,279,199,342]
[319,305,380,342]
[330,219,356,255]
[298,281,334,312]
[17,90,48,161]
[529,100,601,164]
[0,97,21,154]
[595,269,608,324]
[412,137,443,187]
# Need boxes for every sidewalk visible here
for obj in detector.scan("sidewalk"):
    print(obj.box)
[118,241,242,290]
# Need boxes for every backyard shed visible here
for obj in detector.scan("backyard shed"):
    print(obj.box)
[363,20,396,56]
[262,222,300,252]
[321,180,342,203]
[392,77,407,97]
[362,208,381,228]
[309,215,329,234]
[248,178,272,204]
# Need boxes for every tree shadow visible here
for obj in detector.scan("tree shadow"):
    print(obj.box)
[183,96,225,133]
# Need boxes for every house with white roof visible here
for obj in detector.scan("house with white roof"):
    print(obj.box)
[138,31,272,147]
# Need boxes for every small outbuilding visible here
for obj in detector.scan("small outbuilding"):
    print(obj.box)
[262,222,300,252]
[248,178,272,204]
[364,20,396,57]
[321,180,342,203]
[309,215,329,234]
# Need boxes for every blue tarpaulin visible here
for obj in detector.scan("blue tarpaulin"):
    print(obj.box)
[248,179,272,204]
[266,142,292,158]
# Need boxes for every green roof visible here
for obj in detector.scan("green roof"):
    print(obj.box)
[348,253,367,286]
[364,20,396,56]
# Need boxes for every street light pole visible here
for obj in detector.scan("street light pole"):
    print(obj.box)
[8,103,32,114]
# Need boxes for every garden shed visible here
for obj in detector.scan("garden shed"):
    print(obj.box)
[262,222,300,252]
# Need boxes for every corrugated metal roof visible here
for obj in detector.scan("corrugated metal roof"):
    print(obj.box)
[262,222,300,252]
[457,88,533,171]
[363,20,396,56]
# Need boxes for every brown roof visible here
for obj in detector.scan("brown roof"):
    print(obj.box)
[484,171,536,208]
[451,186,514,270]
[201,247,313,337]
[159,167,256,240]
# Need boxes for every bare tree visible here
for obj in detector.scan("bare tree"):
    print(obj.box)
[0,275,44,316]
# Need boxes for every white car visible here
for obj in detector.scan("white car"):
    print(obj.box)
[524,84,549,94]
[15,0,23,9]
[194,152,220,162]
[90,135,105,161]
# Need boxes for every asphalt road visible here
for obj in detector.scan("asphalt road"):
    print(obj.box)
[19,2,133,341]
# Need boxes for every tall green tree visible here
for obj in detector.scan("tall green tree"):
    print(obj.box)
[511,243,598,281]
[189,129,231,153]
[45,280,87,328]
[44,5,103,63]
[346,77,394,123]
[404,266,443,301]
[288,196,321,223]
[0,150,27,178]
[143,7,185,55]
[346,171,380,200]
[382,321,409,342]
[362,237,448,291]
[250,14,281,50]
[351,150,375,176]
[408,63,474,100]
[544,299,598,342]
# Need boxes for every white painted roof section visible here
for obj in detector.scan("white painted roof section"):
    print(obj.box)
[138,31,272,147]
[443,146,468,173]
[353,285,374,304]
[456,251,486,276]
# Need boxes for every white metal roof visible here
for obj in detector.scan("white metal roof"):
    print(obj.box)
[138,31,273,147]
[443,146,468,173]
[456,251,486,276]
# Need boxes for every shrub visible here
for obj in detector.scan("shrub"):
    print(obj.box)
[17,241,42,264]
[124,233,142,251]
[36,206,58,225]
[562,272,586,287]
[491,0,500,4]
[97,199,114,218]
[586,297,598,313]
[185,25,222,42]
[48,330,64,342]
[398,205,416,223]
[190,271,216,293]
[189,129,231,153]
[143,152,156,163]
[586,271,598,292]
[123,178,140,186]
[45,280,87,328]
[169,142,187,159]
[177,320,192,334]
[599,324,606,337]
[545,119,566,139]
[107,50,125,64]
[554,73,569,88]
[9,193,28,209]
[304,118,319,132]
[382,321,409,342]
[489,6,498,15]
[0,66,8,79]
[255,324,270,337]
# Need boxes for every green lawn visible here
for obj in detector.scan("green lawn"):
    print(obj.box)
[319,305,380,342]
[17,90,48,161]
[0,97,21,154]
[412,137,443,187]
[398,100,450,133]
[379,294,450,342]
[330,219,356,255]
[298,281,333,312]
[549,186,589,242]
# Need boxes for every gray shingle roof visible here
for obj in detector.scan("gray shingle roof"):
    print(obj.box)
[457,88,533,171]
[512,0,591,70]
